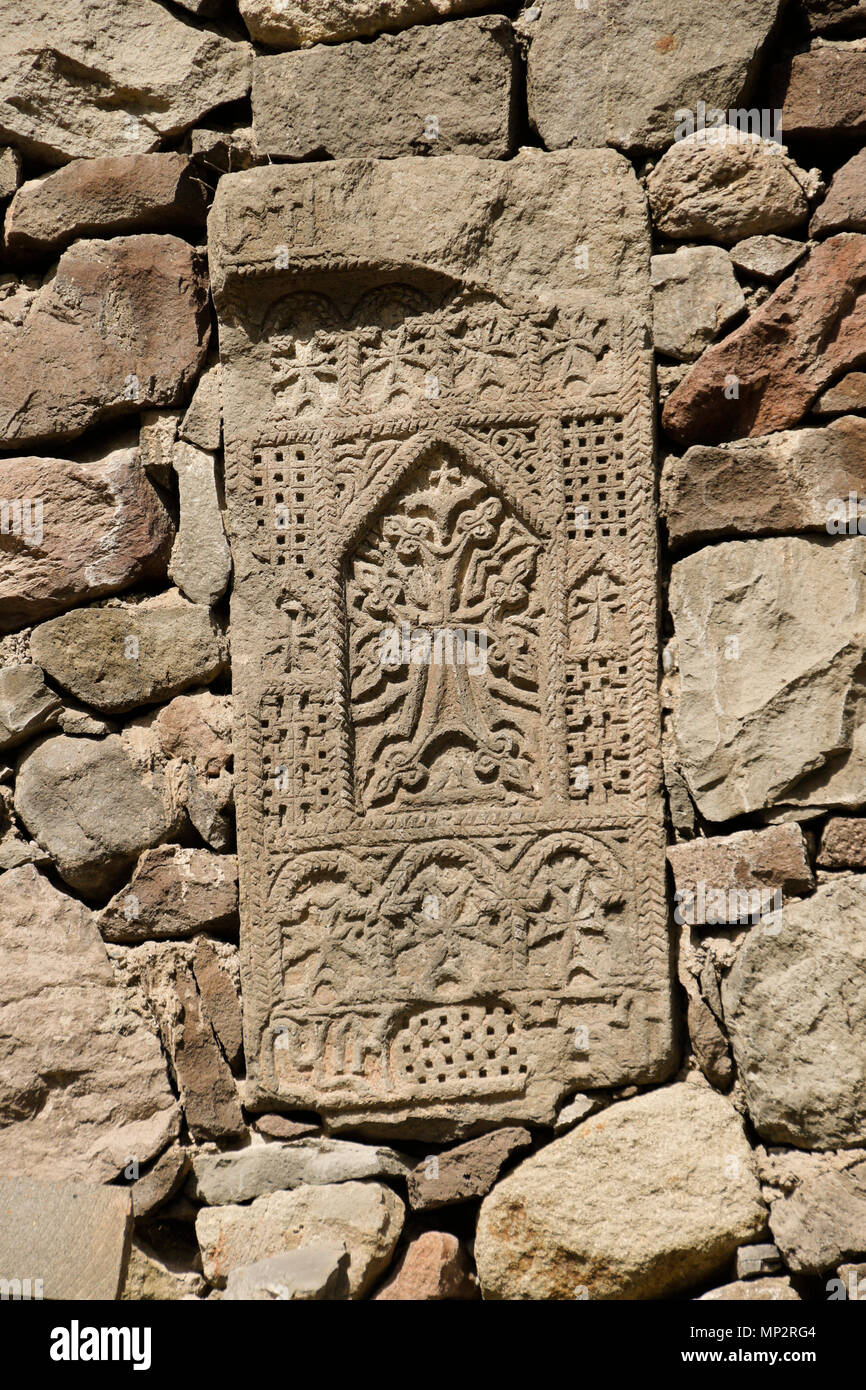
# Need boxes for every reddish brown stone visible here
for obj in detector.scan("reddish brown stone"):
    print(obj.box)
[663,235,866,445]
[130,1144,190,1220]
[773,47,866,138]
[0,236,210,449]
[96,846,239,944]
[661,416,866,546]
[5,154,208,257]
[173,962,245,1142]
[817,816,866,868]
[407,1127,532,1211]
[253,1114,321,1141]
[373,1232,478,1301]
[668,825,814,923]
[812,149,866,235]
[0,447,174,632]
[193,937,243,1069]
[806,2,866,32]
[814,371,866,414]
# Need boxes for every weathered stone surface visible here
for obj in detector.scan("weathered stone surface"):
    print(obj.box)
[670,537,866,820]
[196,1183,405,1296]
[223,1247,350,1301]
[668,825,813,924]
[730,235,808,282]
[139,410,182,487]
[121,692,234,853]
[0,1178,132,1300]
[818,816,866,868]
[736,1242,783,1279]
[14,735,174,895]
[699,1278,799,1301]
[210,153,670,1137]
[187,125,262,178]
[723,877,866,1150]
[121,1240,206,1301]
[652,247,744,361]
[169,444,232,608]
[661,416,866,547]
[239,0,490,46]
[0,446,174,632]
[770,1160,866,1272]
[522,0,783,154]
[647,131,817,244]
[0,664,61,751]
[773,43,866,139]
[95,846,238,944]
[253,18,515,162]
[814,371,866,415]
[111,940,245,1143]
[812,149,866,236]
[475,1083,766,1300]
[30,601,227,715]
[180,362,222,452]
[131,1145,190,1220]
[5,155,207,258]
[807,1,866,31]
[0,866,178,1179]
[0,237,210,450]
[553,1091,608,1134]
[254,1114,320,1142]
[192,937,243,1068]
[189,1138,411,1205]
[373,1231,478,1300]
[407,1128,532,1211]
[663,235,866,445]
[0,0,252,164]
[0,146,21,201]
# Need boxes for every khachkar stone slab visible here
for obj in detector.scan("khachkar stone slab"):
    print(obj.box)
[209,152,672,1137]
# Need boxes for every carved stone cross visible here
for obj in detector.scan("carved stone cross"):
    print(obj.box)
[209,153,673,1136]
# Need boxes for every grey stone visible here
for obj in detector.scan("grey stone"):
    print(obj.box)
[196,1183,405,1296]
[0,1178,132,1301]
[0,0,251,164]
[522,0,784,154]
[252,17,516,162]
[670,536,866,820]
[652,246,744,360]
[723,877,866,1150]
[180,362,222,452]
[647,130,819,243]
[770,1161,866,1273]
[730,235,809,282]
[737,1243,783,1279]
[553,1092,609,1134]
[189,1138,411,1205]
[14,735,174,896]
[0,146,21,201]
[0,665,61,751]
[169,445,232,608]
[239,0,491,46]
[476,1083,766,1300]
[223,1247,350,1301]
[0,866,179,1180]
[30,600,227,715]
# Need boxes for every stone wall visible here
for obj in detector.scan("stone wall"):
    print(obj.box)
[1,0,865,1303]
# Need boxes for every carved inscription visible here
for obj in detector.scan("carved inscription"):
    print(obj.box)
[214,161,671,1133]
